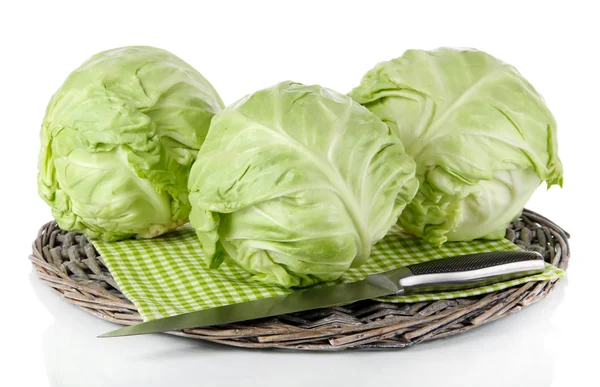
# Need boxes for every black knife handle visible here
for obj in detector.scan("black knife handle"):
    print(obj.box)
[374,251,546,295]
[406,251,544,275]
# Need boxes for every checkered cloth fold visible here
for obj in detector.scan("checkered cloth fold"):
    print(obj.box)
[94,225,564,321]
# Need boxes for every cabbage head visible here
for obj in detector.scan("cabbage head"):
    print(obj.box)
[38,46,224,241]
[188,82,419,287]
[349,48,563,244]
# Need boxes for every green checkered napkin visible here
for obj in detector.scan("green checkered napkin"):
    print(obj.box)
[94,225,564,321]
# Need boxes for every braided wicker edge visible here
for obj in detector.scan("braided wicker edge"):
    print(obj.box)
[30,208,570,350]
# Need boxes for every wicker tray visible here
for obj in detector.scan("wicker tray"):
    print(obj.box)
[30,209,569,350]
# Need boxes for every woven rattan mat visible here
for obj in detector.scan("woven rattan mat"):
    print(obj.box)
[30,209,569,350]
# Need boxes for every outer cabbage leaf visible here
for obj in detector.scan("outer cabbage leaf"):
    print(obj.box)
[349,48,562,244]
[38,46,224,241]
[188,82,418,287]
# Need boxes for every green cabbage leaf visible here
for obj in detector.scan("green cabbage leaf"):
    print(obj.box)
[350,48,562,244]
[38,46,224,241]
[188,82,418,287]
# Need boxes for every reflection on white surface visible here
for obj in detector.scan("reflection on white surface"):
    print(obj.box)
[32,272,566,387]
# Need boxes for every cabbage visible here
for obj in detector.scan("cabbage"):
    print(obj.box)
[188,81,418,287]
[349,48,563,244]
[38,46,224,241]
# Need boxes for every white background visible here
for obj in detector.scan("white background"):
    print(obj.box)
[1,1,598,386]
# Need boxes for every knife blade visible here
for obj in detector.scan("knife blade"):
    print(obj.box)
[99,250,544,338]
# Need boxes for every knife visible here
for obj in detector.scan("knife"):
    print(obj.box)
[99,251,545,338]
